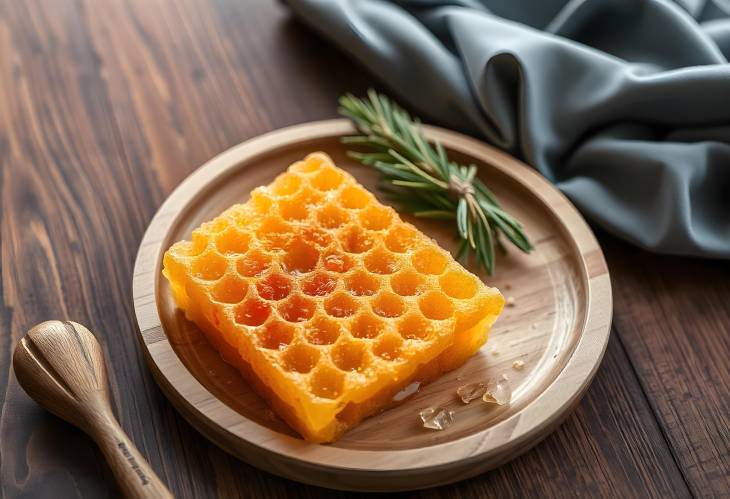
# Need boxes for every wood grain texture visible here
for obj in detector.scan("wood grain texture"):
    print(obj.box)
[0,0,726,497]
[131,121,611,490]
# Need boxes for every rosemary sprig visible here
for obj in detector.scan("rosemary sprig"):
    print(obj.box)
[338,90,532,274]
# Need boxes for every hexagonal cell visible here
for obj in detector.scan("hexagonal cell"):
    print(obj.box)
[300,227,333,249]
[322,251,354,273]
[271,172,302,196]
[373,333,403,361]
[278,295,316,323]
[345,270,380,296]
[304,316,340,345]
[201,217,231,234]
[278,196,309,221]
[317,204,350,229]
[256,321,295,350]
[324,292,358,318]
[191,252,228,281]
[174,231,209,257]
[282,240,319,274]
[398,313,432,340]
[418,291,454,320]
[311,166,345,191]
[359,205,393,231]
[234,297,271,326]
[351,313,385,339]
[250,190,274,214]
[338,185,370,209]
[372,291,406,318]
[301,272,337,297]
[256,217,294,251]
[256,273,292,301]
[390,270,427,296]
[310,365,345,399]
[338,225,374,254]
[412,247,448,275]
[384,224,420,253]
[440,270,478,299]
[331,340,369,372]
[236,249,271,277]
[215,227,250,255]
[364,247,400,275]
[282,344,320,374]
[211,275,248,304]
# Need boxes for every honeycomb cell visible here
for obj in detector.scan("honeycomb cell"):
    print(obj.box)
[373,333,403,361]
[201,217,230,234]
[234,298,271,326]
[323,251,354,273]
[440,271,478,299]
[282,240,319,274]
[304,316,340,345]
[418,291,454,320]
[339,185,370,209]
[325,293,358,318]
[282,344,320,374]
[289,159,319,174]
[384,224,419,253]
[412,247,448,275]
[390,270,427,296]
[300,226,333,248]
[279,295,316,323]
[351,313,384,339]
[256,273,292,301]
[257,217,293,251]
[215,227,250,255]
[317,204,350,229]
[331,340,369,372]
[278,196,309,221]
[302,272,337,297]
[256,321,295,350]
[191,252,227,281]
[398,313,432,340]
[250,190,274,214]
[339,225,374,254]
[311,166,344,191]
[310,365,345,399]
[271,173,302,196]
[174,231,208,257]
[364,247,400,275]
[359,205,393,231]
[372,291,406,318]
[237,250,271,277]
[345,270,379,296]
[211,275,248,304]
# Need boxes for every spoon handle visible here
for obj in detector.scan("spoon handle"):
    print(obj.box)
[13,321,173,499]
[86,408,173,499]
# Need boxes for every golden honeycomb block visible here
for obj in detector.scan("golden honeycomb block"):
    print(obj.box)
[163,153,504,442]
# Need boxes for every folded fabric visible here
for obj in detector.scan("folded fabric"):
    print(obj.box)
[285,0,730,258]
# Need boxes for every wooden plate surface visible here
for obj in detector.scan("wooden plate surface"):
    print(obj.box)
[132,120,612,491]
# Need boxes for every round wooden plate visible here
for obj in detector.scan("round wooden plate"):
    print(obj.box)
[132,119,612,492]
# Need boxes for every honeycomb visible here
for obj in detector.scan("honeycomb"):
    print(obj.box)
[163,153,504,442]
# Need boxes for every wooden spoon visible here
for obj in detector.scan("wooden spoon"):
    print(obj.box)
[12,320,173,499]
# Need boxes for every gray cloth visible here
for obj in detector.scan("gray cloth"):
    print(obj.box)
[286,0,730,257]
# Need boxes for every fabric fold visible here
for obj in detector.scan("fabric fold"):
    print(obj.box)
[286,0,730,257]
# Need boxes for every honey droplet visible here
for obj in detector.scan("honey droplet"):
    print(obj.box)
[482,379,512,406]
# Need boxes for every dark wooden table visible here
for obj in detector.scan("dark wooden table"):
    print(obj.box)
[1,1,728,498]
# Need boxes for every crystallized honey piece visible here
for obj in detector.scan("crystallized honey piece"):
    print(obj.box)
[163,152,504,442]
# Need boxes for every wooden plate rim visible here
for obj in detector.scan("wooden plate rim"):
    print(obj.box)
[132,119,612,473]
